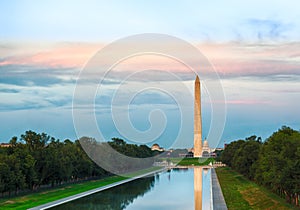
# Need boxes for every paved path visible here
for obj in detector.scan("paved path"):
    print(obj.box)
[29,168,165,210]
[211,168,228,210]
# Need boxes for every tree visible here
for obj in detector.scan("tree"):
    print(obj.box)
[232,140,261,179]
[255,126,300,206]
[221,140,245,167]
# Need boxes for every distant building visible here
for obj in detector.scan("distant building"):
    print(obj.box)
[191,139,214,157]
[185,151,194,158]
[0,143,11,148]
[210,152,217,157]
[201,140,211,157]
[151,143,164,152]
[188,148,194,153]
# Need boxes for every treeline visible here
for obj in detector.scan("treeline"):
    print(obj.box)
[0,131,154,197]
[79,137,157,174]
[220,126,300,207]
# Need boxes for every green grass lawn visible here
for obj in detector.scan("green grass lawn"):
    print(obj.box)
[177,157,214,166]
[216,167,297,210]
[0,166,162,210]
[158,157,214,166]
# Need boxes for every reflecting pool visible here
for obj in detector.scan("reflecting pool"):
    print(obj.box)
[51,167,211,210]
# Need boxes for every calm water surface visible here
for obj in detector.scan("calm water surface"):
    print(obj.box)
[51,168,211,210]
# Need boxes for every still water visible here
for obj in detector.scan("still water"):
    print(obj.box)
[51,168,212,210]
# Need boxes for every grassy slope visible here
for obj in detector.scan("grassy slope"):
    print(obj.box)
[0,176,126,210]
[0,167,162,210]
[159,157,214,166]
[177,157,214,166]
[216,167,297,210]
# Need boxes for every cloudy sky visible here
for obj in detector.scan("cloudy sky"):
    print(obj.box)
[0,0,299,148]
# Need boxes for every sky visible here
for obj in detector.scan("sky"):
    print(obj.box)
[0,0,300,148]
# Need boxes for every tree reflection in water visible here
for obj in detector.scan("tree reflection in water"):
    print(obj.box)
[51,176,155,210]
[51,168,212,210]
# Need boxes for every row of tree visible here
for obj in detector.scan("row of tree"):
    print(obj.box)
[220,126,300,207]
[0,131,155,197]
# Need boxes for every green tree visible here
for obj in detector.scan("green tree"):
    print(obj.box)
[255,126,300,205]
[232,140,261,179]
[221,140,245,167]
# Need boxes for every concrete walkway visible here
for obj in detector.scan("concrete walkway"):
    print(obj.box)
[29,168,165,210]
[211,168,228,210]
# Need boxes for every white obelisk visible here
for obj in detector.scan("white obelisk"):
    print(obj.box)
[194,75,202,157]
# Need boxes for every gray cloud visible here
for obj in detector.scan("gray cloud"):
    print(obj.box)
[0,88,19,93]
[0,64,77,87]
[129,91,177,105]
[0,101,47,112]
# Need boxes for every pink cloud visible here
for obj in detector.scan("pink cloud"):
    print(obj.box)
[225,100,270,105]
[0,43,103,69]
[201,42,300,76]
[0,41,299,77]
[210,99,270,105]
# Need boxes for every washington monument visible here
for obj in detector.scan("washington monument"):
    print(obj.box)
[194,75,202,157]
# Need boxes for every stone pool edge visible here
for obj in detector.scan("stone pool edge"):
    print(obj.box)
[28,168,165,210]
[211,168,228,210]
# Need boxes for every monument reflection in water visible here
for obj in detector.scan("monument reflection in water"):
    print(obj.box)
[194,167,203,210]
[194,167,212,210]
[51,167,211,210]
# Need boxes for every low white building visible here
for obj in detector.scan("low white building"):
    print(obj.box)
[151,143,164,152]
